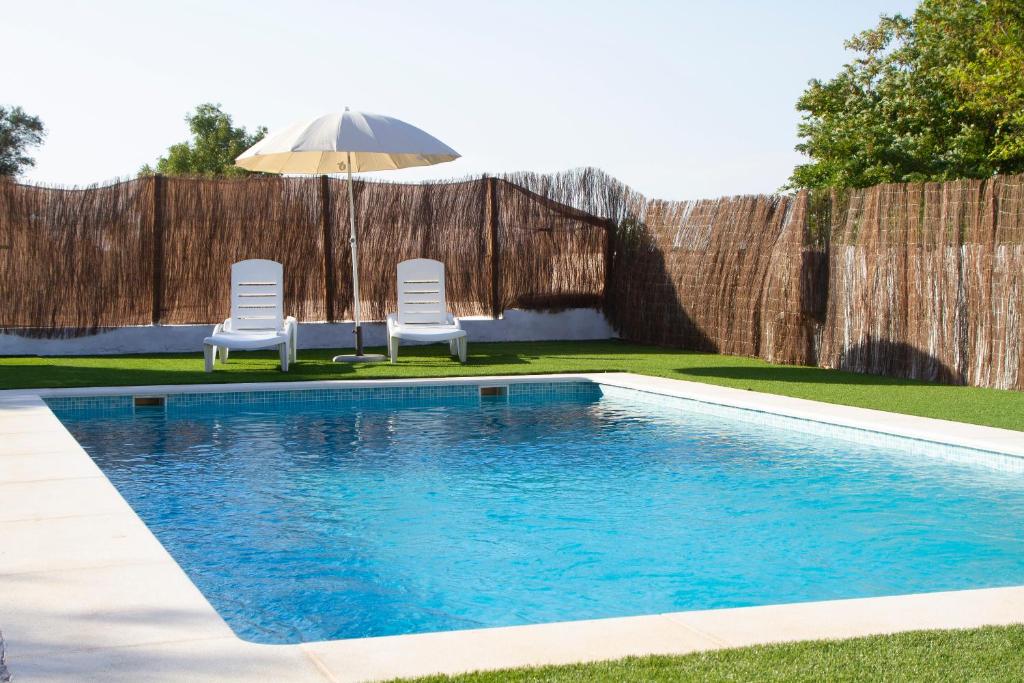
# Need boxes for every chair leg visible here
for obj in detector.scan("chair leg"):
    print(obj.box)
[389,335,398,363]
[218,346,229,364]
[290,327,298,363]
[449,338,457,356]
[279,343,289,372]
[458,337,467,363]
[204,344,215,373]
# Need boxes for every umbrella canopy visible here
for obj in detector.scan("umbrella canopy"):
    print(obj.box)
[234,110,459,174]
[234,109,459,360]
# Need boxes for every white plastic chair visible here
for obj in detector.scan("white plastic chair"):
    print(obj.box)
[203,259,297,372]
[386,258,467,363]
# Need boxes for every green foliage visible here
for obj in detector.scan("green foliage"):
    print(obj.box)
[0,105,45,177]
[141,103,266,177]
[789,0,1024,189]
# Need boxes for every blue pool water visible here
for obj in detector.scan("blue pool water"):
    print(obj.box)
[53,383,1024,644]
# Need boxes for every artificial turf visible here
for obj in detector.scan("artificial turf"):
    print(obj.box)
[391,625,1024,682]
[1,340,1022,431]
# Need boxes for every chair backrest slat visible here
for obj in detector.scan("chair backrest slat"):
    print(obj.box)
[397,259,448,325]
[230,259,284,332]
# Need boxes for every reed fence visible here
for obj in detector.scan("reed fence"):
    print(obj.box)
[1,170,1021,390]
[818,176,1024,389]
[0,173,610,332]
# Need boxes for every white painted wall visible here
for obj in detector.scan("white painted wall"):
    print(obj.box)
[0,309,617,356]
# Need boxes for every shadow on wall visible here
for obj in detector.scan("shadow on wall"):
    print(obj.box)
[835,338,964,386]
[799,248,829,362]
[607,193,831,368]
[605,221,716,353]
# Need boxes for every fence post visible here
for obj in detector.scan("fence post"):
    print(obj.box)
[320,175,336,323]
[150,173,165,325]
[485,176,501,319]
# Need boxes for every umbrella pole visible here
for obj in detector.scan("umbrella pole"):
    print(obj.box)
[331,150,383,363]
[346,152,363,356]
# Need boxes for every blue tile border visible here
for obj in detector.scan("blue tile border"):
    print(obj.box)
[44,381,604,417]
[165,384,481,412]
[508,381,602,402]
[44,394,134,417]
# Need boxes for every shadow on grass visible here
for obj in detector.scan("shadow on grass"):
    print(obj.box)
[0,342,847,391]
[0,342,598,390]
[673,340,963,388]
[673,364,933,387]
[0,350,360,390]
[389,346,533,368]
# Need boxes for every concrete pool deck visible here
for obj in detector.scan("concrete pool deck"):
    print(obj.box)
[2,372,1023,682]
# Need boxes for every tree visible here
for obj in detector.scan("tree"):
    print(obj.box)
[788,0,1024,189]
[142,103,266,177]
[0,105,45,177]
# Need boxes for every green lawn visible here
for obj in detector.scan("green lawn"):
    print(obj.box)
[1,340,1021,430]
[392,625,1024,682]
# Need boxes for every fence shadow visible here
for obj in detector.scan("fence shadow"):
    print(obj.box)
[835,338,965,386]
[390,344,531,368]
[606,222,716,353]
[0,350,357,390]
[676,339,963,388]
[674,363,920,387]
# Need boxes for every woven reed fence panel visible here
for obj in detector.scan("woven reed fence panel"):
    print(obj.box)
[970,176,1024,390]
[159,176,326,324]
[496,168,648,325]
[0,173,607,335]
[818,175,1024,390]
[2,169,1021,390]
[0,179,153,334]
[607,193,820,365]
[758,192,829,365]
[495,179,610,311]
[332,178,491,322]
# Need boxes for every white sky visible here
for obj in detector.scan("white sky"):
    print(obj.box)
[3,0,917,200]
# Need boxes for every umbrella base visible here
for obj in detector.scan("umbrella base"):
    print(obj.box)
[332,353,387,363]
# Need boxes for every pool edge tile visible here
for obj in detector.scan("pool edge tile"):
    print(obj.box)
[662,585,1024,646]
[300,613,720,683]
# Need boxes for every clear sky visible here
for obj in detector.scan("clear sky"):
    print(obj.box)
[3,0,918,200]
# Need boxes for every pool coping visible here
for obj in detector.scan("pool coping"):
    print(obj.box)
[2,372,1023,682]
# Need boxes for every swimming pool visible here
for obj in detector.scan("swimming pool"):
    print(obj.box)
[49,380,1024,645]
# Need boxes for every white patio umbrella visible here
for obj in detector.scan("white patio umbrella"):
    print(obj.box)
[234,109,459,361]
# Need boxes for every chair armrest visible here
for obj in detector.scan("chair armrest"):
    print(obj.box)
[386,313,398,334]
[283,316,297,332]
[448,313,462,329]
